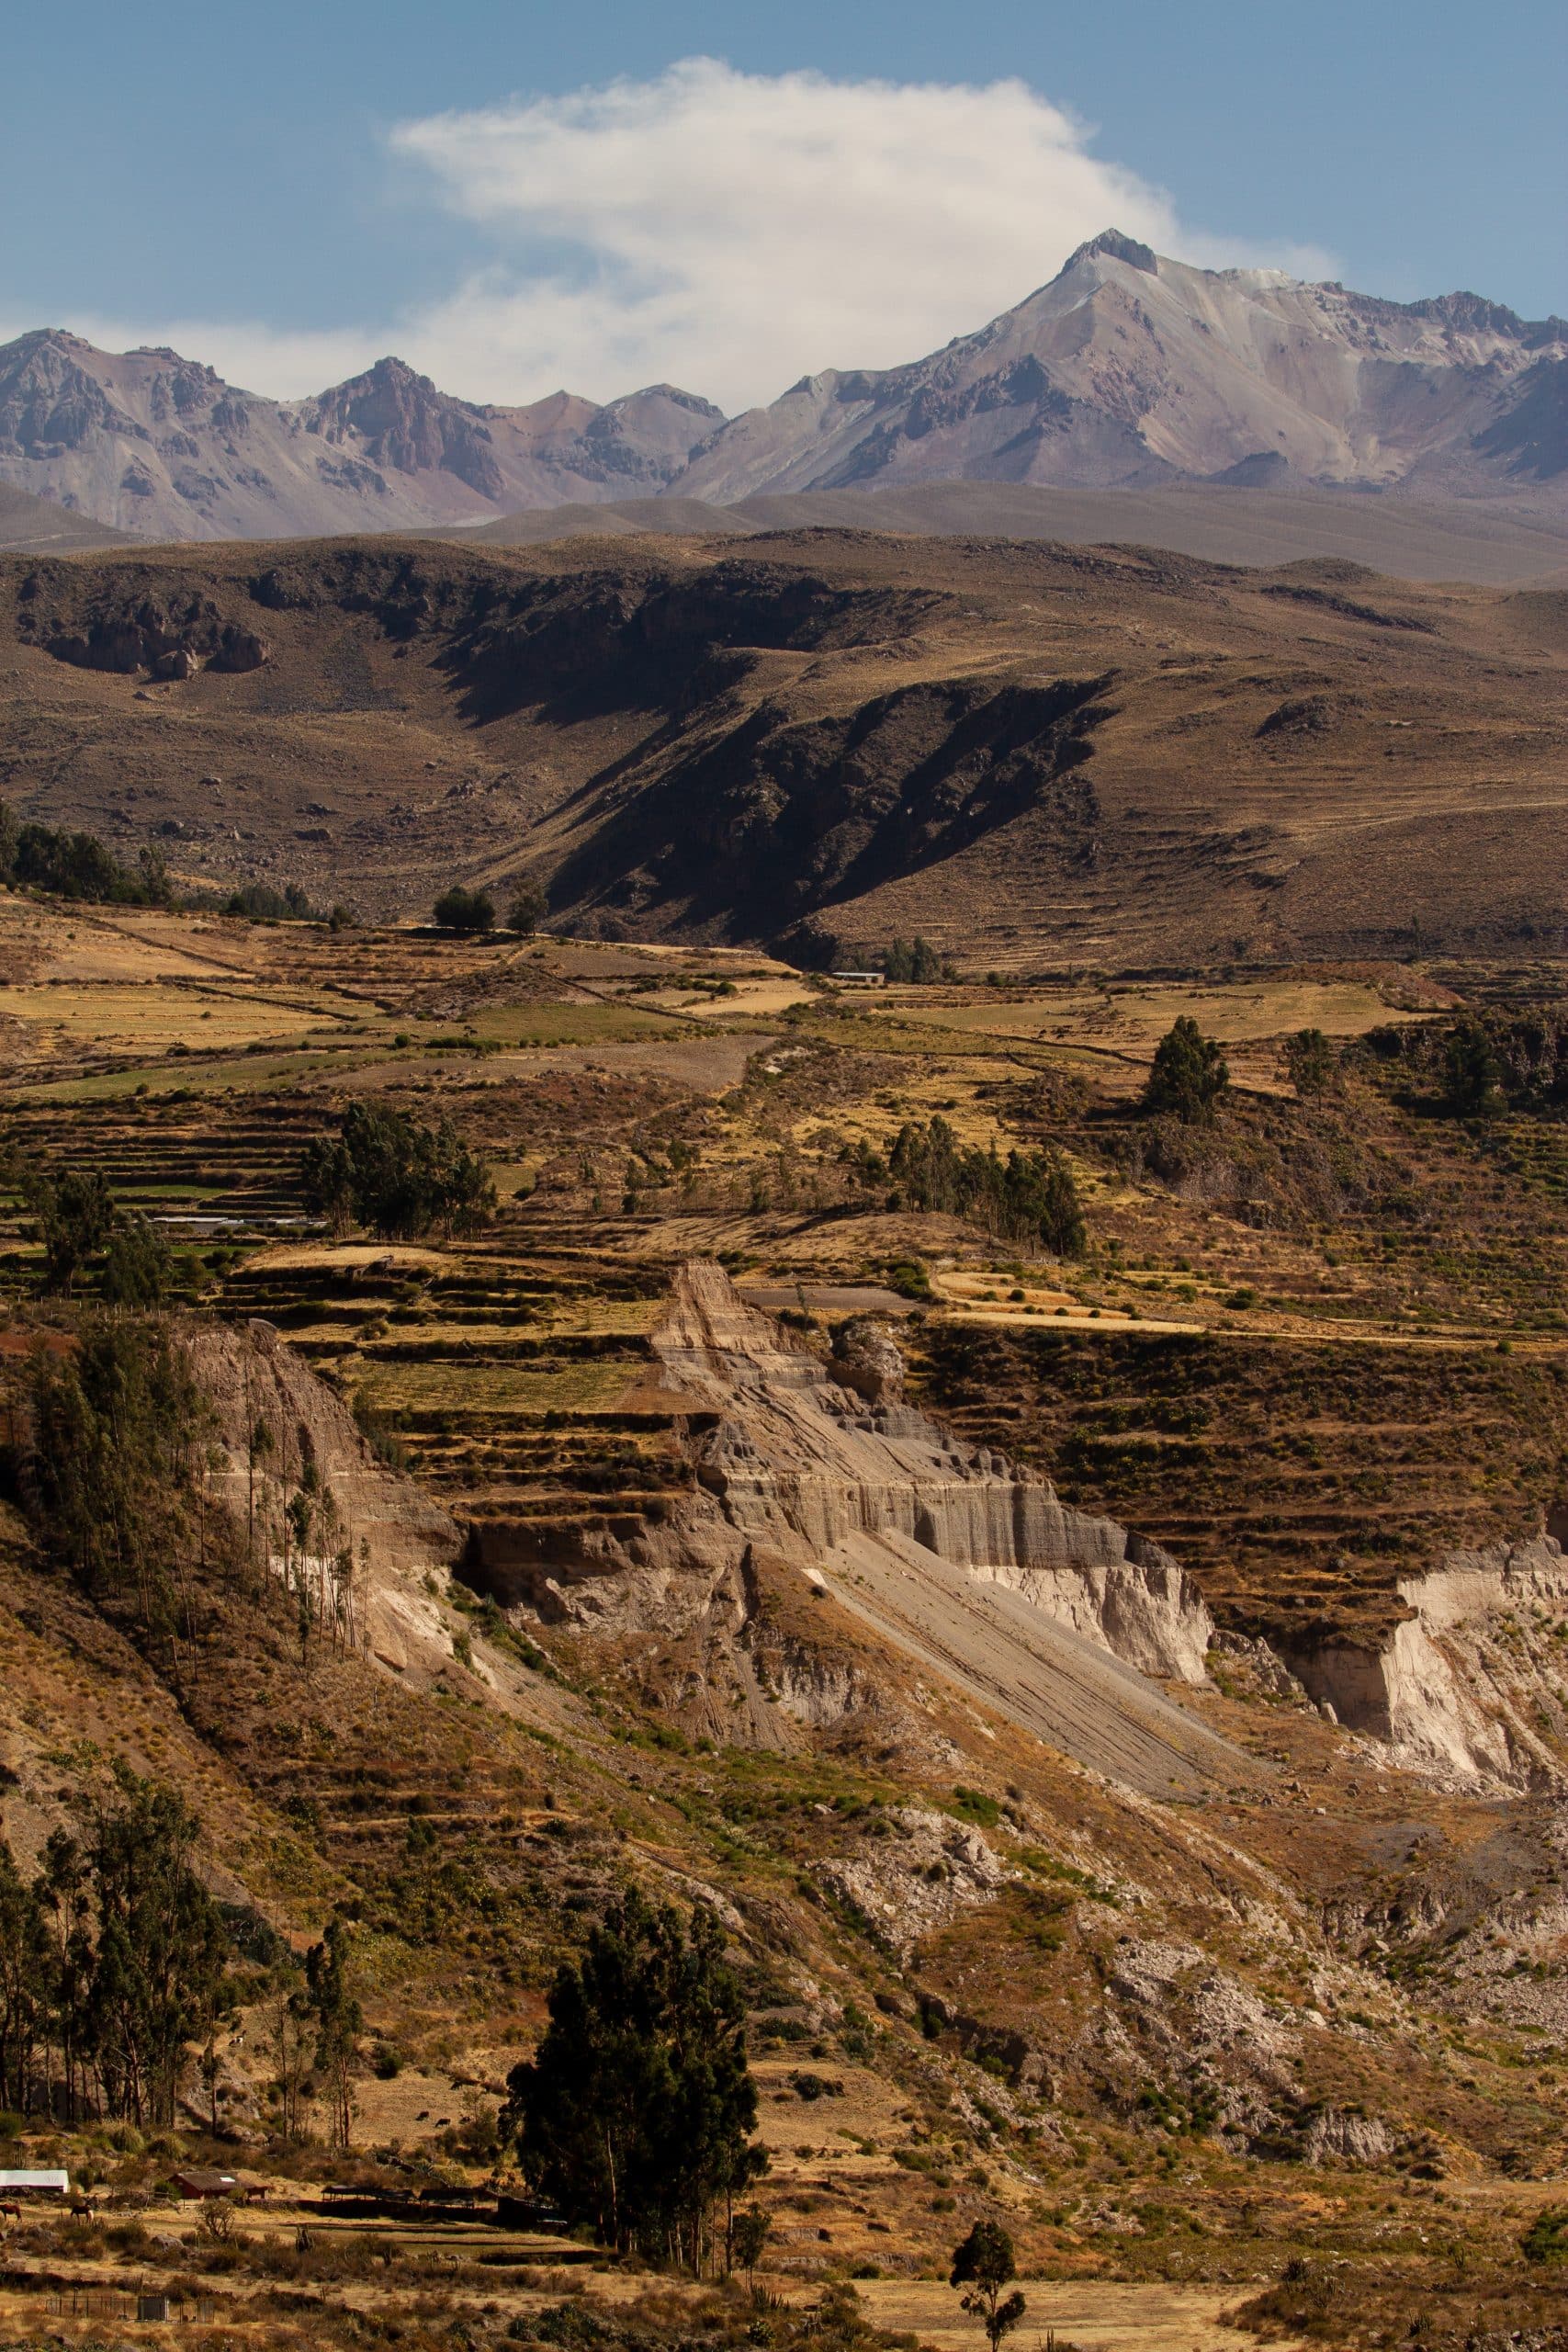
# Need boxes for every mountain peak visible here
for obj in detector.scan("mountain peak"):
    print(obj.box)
[1063,228,1159,277]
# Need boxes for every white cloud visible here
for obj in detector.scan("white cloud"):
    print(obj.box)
[4,62,1335,411]
[389,60,1332,412]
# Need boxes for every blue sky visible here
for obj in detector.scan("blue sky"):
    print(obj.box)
[2,0,1562,410]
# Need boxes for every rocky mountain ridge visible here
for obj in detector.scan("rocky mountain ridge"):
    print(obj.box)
[4,232,1564,541]
[0,332,726,540]
[673,231,1568,505]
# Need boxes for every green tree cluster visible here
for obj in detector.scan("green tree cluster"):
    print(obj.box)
[300,1101,496,1239]
[223,879,320,922]
[433,885,496,933]
[0,1772,231,2127]
[880,936,945,983]
[502,1890,766,2268]
[0,802,171,908]
[850,1116,1085,1255]
[10,1158,172,1302]
[1143,1016,1230,1123]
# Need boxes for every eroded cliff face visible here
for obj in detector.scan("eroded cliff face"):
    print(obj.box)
[186,1319,463,1680]
[466,1262,1237,1795]
[470,1264,1212,1674]
[1290,1542,1568,1787]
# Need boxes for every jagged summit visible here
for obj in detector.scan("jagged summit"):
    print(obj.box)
[0,329,729,538]
[671,236,1568,505]
[1062,227,1159,275]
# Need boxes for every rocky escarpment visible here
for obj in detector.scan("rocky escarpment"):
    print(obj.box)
[545,672,1112,938]
[186,1317,462,1679]
[16,564,269,675]
[465,1264,1241,1795]
[1291,1539,1568,1787]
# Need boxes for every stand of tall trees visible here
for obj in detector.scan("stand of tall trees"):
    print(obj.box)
[14,1288,363,1676]
[0,802,172,908]
[503,1891,766,2270]
[0,1773,231,2127]
[24,1312,233,1679]
[300,1101,495,1241]
[843,1115,1085,1256]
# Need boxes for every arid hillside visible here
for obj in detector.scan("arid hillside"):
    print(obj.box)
[1,527,1566,966]
[6,898,1568,2347]
[5,896,1568,2345]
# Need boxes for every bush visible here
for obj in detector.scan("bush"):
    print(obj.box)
[1521,2207,1568,2263]
[506,883,547,933]
[300,1101,496,1240]
[1143,1017,1229,1123]
[1282,1028,1338,1095]
[1443,1017,1505,1117]
[433,886,496,933]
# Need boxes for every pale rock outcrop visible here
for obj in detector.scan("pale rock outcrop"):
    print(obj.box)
[467,1261,1240,1795]
[662,1262,1214,1687]
[1291,1540,1568,1786]
[815,1805,1010,1959]
[1302,2108,1396,2165]
[186,1318,462,1679]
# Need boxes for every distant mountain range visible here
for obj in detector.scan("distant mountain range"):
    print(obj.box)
[3,231,1564,542]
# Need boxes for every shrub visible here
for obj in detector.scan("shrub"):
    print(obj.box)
[1143,1017,1229,1123]
[433,885,496,933]
[505,883,547,933]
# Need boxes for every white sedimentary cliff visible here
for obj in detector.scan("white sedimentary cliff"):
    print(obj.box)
[468,1261,1239,1795]
[1291,1540,1568,1787]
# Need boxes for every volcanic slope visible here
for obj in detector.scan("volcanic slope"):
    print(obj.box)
[3,527,1567,966]
[670,232,1568,510]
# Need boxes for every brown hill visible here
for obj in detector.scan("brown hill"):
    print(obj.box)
[1,527,1565,964]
